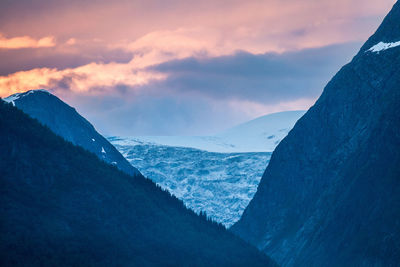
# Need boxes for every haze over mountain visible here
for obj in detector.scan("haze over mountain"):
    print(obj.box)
[4,89,140,177]
[0,100,275,266]
[110,111,305,226]
[232,2,400,266]
[114,110,305,153]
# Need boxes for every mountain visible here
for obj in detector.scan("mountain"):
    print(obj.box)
[232,2,400,266]
[0,100,275,266]
[116,110,305,153]
[4,89,139,177]
[108,111,304,227]
[217,110,306,152]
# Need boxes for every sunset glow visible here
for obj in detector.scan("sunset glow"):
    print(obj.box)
[0,0,396,135]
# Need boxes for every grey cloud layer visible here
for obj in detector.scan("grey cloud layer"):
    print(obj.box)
[147,42,361,103]
[0,46,132,76]
[62,42,361,135]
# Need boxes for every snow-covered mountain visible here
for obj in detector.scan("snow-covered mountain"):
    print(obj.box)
[109,111,305,226]
[217,110,306,152]
[114,111,305,153]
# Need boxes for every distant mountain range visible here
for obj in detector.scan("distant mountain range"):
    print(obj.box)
[114,110,305,153]
[232,2,400,266]
[3,89,140,177]
[0,98,275,266]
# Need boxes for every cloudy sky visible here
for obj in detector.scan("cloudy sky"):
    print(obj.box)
[0,0,396,135]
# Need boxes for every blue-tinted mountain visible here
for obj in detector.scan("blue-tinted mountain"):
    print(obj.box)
[232,2,400,266]
[4,89,140,177]
[0,100,275,266]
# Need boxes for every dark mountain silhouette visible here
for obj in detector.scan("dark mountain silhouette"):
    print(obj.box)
[4,89,140,177]
[232,2,400,266]
[0,100,275,266]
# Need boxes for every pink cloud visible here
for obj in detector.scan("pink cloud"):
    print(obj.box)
[0,33,55,49]
[0,0,396,135]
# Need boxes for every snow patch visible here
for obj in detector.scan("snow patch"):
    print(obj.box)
[3,89,51,106]
[367,41,400,53]
[3,94,20,106]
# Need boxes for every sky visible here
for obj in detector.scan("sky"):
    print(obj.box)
[0,0,396,135]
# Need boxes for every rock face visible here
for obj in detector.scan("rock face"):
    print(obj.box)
[4,90,140,177]
[0,100,275,266]
[231,2,400,266]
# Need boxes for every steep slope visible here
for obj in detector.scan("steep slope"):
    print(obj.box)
[0,100,274,266]
[4,90,139,176]
[232,2,400,266]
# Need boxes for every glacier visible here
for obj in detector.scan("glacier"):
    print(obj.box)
[109,110,305,227]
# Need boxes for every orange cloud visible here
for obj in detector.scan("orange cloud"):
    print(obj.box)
[0,0,396,99]
[65,38,77,46]
[0,27,246,98]
[121,27,285,58]
[0,61,166,98]
[0,33,56,49]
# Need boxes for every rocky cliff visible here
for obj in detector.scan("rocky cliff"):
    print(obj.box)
[232,2,400,266]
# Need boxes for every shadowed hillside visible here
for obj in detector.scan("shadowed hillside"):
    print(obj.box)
[0,100,274,266]
[232,2,400,266]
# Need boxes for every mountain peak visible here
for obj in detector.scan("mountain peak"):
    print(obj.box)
[3,89,141,177]
[360,1,400,52]
[4,89,52,106]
